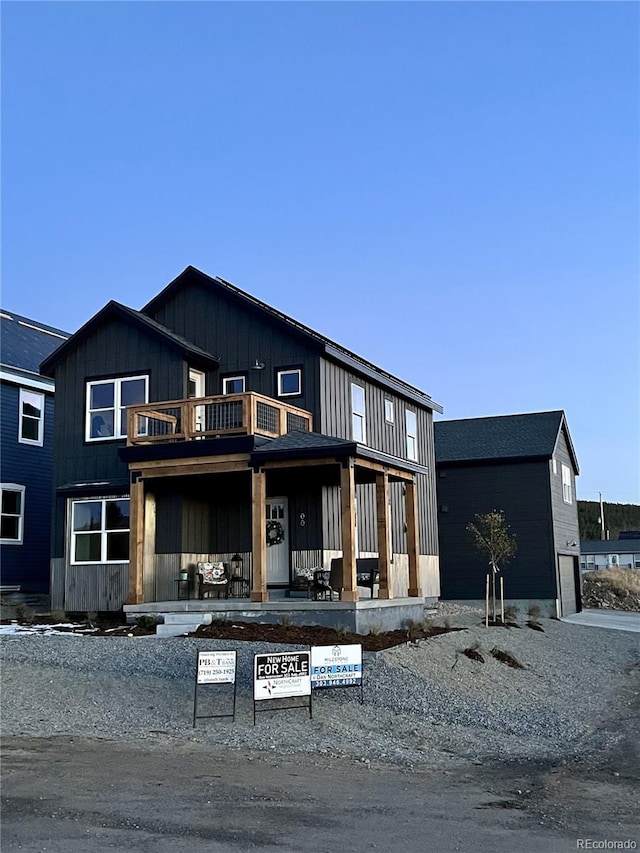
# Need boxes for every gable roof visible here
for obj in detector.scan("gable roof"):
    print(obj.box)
[40,301,219,377]
[434,410,579,472]
[1,310,69,375]
[143,266,443,413]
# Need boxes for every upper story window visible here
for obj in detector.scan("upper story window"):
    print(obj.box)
[351,383,366,443]
[19,389,44,446]
[561,464,572,504]
[552,458,557,475]
[86,376,148,441]
[71,498,130,564]
[222,375,245,395]
[1,484,25,544]
[406,409,418,461]
[277,368,302,397]
[384,399,394,424]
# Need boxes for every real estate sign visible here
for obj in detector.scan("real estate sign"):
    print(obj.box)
[197,650,236,684]
[253,651,311,700]
[310,644,362,688]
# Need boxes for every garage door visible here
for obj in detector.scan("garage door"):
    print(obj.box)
[558,554,580,616]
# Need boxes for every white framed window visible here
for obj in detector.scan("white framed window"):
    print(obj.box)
[552,458,557,475]
[86,376,148,441]
[561,464,572,504]
[384,399,394,424]
[222,375,245,395]
[277,369,302,397]
[19,389,44,446]
[406,409,418,461]
[1,484,25,544]
[71,498,130,564]
[351,383,366,443]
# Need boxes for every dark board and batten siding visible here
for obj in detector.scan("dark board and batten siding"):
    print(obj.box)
[148,282,322,421]
[319,357,439,555]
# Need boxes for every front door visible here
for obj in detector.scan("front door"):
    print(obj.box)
[266,498,289,584]
[188,368,206,433]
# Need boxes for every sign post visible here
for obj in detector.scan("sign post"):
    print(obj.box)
[193,650,237,727]
[310,644,363,703]
[253,651,311,724]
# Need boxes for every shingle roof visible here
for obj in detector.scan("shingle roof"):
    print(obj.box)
[252,430,356,456]
[434,411,578,469]
[581,539,640,555]
[1,310,69,375]
[40,301,218,376]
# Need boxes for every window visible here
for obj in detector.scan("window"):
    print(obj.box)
[19,389,44,445]
[384,399,394,424]
[406,410,418,461]
[351,384,366,443]
[222,376,245,395]
[71,498,130,564]
[552,458,557,475]
[561,464,572,504]
[86,376,148,441]
[277,369,302,397]
[1,485,25,544]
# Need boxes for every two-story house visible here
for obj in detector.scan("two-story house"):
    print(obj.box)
[1,310,69,594]
[434,411,582,616]
[41,266,443,617]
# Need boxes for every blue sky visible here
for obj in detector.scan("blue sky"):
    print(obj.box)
[2,1,638,504]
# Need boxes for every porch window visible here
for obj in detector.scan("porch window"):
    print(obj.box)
[19,389,45,445]
[351,384,366,443]
[406,410,418,461]
[86,376,148,441]
[277,369,302,397]
[561,464,572,504]
[71,498,130,564]
[222,376,245,395]
[1,484,25,544]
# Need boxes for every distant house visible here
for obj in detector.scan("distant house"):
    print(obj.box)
[40,266,443,614]
[1,311,69,594]
[434,411,581,616]
[580,539,640,572]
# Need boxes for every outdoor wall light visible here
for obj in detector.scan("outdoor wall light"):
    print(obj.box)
[251,360,266,370]
[566,539,578,547]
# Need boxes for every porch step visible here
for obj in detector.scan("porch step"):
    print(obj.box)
[156,612,213,638]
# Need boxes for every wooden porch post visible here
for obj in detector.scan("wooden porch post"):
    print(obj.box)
[376,471,392,599]
[405,478,422,597]
[143,491,156,601]
[251,467,268,602]
[126,476,144,605]
[340,460,358,602]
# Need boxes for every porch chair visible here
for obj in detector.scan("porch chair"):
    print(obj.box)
[197,562,229,599]
[329,557,380,599]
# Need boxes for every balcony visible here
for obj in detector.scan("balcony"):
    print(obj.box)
[126,392,313,446]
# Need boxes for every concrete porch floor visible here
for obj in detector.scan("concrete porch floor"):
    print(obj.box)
[123,594,429,636]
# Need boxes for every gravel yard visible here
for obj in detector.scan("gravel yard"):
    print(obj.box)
[2,608,638,769]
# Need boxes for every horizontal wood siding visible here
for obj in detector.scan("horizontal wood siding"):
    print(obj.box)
[1,384,55,592]
[149,282,322,421]
[436,461,557,600]
[64,564,129,612]
[550,428,581,559]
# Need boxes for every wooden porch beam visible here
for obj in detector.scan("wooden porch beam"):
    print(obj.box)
[376,471,392,599]
[353,457,414,482]
[405,478,422,598]
[340,461,358,602]
[126,478,144,605]
[251,468,268,602]
[259,458,340,471]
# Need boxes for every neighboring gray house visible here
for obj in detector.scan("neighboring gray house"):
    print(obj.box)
[580,539,640,572]
[434,411,581,616]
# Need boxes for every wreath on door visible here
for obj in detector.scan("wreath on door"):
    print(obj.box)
[266,520,285,547]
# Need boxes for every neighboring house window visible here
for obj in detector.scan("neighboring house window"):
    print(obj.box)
[1,485,25,544]
[351,384,366,443]
[277,369,302,397]
[86,376,148,441]
[71,498,130,564]
[384,399,394,424]
[406,410,418,461]
[19,389,44,446]
[561,464,572,503]
[222,376,245,395]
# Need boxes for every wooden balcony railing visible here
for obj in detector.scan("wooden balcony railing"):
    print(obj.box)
[126,392,313,446]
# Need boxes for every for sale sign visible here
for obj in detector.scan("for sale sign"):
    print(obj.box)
[197,650,236,684]
[253,651,311,700]
[310,644,362,688]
